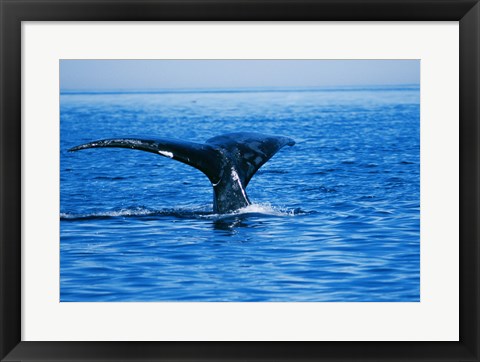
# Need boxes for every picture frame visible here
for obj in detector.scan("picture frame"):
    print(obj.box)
[1,0,478,361]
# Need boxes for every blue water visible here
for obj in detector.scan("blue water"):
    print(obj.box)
[60,86,420,302]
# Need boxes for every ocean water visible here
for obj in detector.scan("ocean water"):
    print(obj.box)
[60,86,420,302]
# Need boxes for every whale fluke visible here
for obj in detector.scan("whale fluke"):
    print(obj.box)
[68,132,295,214]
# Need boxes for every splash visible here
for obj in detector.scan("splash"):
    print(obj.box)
[60,208,158,220]
[60,204,305,221]
[227,203,300,217]
[60,206,211,221]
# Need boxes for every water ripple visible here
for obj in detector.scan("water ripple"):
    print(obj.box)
[60,87,419,302]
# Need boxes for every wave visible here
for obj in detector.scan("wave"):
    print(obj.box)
[60,203,307,221]
[60,206,208,221]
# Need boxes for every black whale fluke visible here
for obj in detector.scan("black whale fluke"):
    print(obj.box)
[68,132,295,214]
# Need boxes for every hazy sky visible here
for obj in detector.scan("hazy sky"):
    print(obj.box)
[60,60,419,91]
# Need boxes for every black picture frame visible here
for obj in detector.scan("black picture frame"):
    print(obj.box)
[1,0,479,361]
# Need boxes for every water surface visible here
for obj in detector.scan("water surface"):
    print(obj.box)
[60,86,420,302]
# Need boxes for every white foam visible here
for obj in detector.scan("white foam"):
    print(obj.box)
[232,203,296,217]
[158,150,174,158]
[60,208,156,219]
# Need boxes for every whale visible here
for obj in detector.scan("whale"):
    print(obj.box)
[68,132,295,214]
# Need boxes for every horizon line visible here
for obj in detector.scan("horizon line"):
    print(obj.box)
[60,83,420,95]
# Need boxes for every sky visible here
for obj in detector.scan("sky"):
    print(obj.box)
[60,60,420,91]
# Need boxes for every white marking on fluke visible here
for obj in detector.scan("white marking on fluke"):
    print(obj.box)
[231,167,248,201]
[158,150,174,158]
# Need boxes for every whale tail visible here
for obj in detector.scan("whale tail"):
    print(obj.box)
[68,132,295,213]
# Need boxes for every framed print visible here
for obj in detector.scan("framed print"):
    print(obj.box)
[1,0,479,361]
